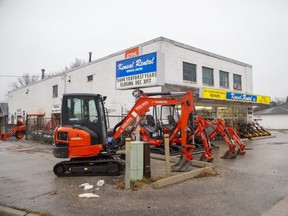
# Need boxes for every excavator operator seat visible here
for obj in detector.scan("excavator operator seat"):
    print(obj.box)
[163,115,176,131]
[146,115,156,127]
[168,115,176,126]
[142,115,159,136]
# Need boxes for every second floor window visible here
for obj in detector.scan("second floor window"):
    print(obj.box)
[202,67,214,86]
[220,71,229,88]
[52,85,58,98]
[87,75,93,82]
[183,62,196,82]
[233,74,242,90]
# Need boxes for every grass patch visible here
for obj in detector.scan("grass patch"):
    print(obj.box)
[195,167,218,178]
[116,176,163,190]
[39,212,53,216]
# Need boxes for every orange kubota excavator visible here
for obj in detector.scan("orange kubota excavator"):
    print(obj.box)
[52,90,196,176]
[138,105,214,160]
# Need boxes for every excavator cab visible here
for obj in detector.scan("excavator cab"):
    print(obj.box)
[61,93,108,145]
[53,93,124,177]
[53,93,108,159]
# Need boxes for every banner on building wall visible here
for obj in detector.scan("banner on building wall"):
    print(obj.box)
[52,104,61,114]
[201,87,270,105]
[202,88,226,100]
[256,95,271,104]
[116,52,164,89]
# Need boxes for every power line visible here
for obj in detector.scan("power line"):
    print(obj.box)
[0,74,41,78]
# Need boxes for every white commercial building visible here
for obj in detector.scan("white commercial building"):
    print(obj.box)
[8,37,270,128]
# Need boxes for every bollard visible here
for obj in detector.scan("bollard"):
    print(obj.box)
[143,142,151,178]
[125,138,131,190]
[164,134,171,176]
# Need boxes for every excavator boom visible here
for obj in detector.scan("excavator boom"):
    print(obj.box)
[111,91,195,162]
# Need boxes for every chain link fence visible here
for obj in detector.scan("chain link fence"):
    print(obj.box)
[24,117,57,143]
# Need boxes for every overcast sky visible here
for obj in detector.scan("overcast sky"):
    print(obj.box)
[0,0,287,102]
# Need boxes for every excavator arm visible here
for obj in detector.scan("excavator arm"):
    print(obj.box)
[111,91,195,162]
[208,118,246,158]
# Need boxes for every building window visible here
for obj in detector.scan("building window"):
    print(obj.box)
[219,71,229,88]
[87,75,93,82]
[233,74,242,90]
[52,85,58,98]
[202,67,214,86]
[183,62,196,82]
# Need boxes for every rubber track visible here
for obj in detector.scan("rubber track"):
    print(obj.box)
[54,158,124,177]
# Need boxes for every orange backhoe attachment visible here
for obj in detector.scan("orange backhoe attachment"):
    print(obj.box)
[1,119,26,140]
[208,118,246,159]
[1,113,45,140]
[193,116,214,162]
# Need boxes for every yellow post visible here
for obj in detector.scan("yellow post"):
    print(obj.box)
[125,138,131,190]
[164,134,171,176]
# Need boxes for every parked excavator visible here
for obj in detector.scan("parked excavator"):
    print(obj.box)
[53,90,196,176]
[111,90,195,157]
[138,105,214,160]
[137,105,187,155]
[111,92,214,168]
[207,118,246,158]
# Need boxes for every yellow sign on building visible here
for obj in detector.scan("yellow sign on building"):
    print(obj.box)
[202,88,226,100]
[202,88,271,105]
[256,95,271,105]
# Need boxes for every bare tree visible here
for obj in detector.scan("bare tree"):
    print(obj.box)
[9,73,39,90]
[254,96,287,112]
[272,97,286,105]
[46,71,63,78]
[62,58,86,72]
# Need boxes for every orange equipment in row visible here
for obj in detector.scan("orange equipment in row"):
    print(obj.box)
[1,113,45,140]
[52,90,196,176]
[207,118,246,158]
[1,119,26,140]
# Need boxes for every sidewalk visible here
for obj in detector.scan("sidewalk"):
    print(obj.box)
[0,205,40,216]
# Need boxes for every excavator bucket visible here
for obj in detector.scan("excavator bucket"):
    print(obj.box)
[200,152,214,162]
[237,148,246,155]
[221,149,237,159]
[1,133,11,140]
[172,156,193,172]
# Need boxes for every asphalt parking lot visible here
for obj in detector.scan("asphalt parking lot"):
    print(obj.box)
[1,130,288,216]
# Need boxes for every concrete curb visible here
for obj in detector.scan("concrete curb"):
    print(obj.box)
[242,135,276,142]
[151,153,216,189]
[0,206,39,216]
[153,167,214,189]
[150,153,178,162]
[150,153,215,168]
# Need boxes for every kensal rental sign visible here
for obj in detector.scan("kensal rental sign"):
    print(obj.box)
[201,87,270,105]
[116,52,158,89]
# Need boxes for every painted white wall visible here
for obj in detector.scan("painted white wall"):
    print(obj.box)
[160,40,252,93]
[7,37,253,128]
[254,114,288,129]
